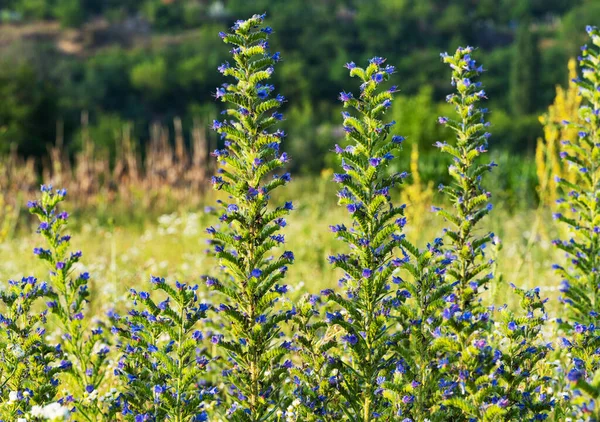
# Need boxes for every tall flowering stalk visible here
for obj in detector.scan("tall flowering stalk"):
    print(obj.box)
[0,276,66,420]
[434,47,498,419]
[111,277,216,421]
[436,46,494,318]
[28,186,112,420]
[554,25,600,420]
[327,56,406,420]
[384,237,453,420]
[206,14,296,420]
[492,285,555,420]
[435,46,555,421]
[290,295,342,421]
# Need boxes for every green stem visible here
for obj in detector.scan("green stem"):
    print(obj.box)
[175,294,185,422]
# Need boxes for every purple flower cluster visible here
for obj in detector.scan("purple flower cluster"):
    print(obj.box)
[110,277,215,421]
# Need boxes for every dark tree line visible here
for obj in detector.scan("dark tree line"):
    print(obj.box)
[0,0,599,175]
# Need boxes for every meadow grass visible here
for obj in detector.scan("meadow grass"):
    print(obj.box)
[0,176,562,317]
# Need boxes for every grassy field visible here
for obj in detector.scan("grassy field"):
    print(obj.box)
[0,177,564,319]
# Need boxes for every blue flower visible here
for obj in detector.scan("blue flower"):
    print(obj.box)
[372,73,384,83]
[339,91,353,102]
[567,368,583,383]
[257,88,269,99]
[342,334,358,345]
[218,62,230,73]
[369,158,382,167]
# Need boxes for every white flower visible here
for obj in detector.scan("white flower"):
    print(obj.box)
[17,418,27,422]
[8,391,19,403]
[83,388,98,403]
[30,402,70,420]
[30,406,43,417]
[9,344,24,359]
[92,342,109,354]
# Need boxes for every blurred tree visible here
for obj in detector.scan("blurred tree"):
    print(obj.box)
[13,0,49,19]
[53,0,85,27]
[142,0,185,30]
[390,86,445,153]
[510,18,540,116]
[0,62,57,156]
[560,1,600,53]
[130,57,168,100]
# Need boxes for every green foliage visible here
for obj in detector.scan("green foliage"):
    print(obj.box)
[11,0,48,20]
[290,295,343,420]
[434,46,500,421]
[554,25,600,326]
[72,113,126,157]
[384,237,453,420]
[0,62,57,156]
[389,86,451,154]
[492,286,555,420]
[436,47,495,312]
[53,0,85,28]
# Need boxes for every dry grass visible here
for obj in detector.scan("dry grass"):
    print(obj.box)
[0,116,214,218]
